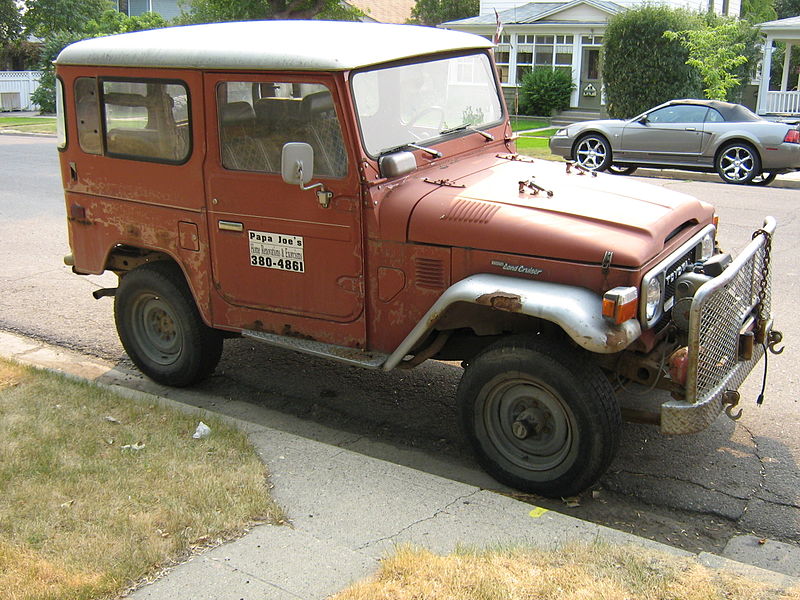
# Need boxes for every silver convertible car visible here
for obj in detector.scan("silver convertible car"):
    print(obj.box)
[549,99,800,185]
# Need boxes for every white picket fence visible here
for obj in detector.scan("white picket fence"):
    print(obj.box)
[0,71,42,111]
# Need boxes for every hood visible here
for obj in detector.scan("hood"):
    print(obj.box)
[406,158,713,267]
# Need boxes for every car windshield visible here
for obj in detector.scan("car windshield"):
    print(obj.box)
[351,52,503,157]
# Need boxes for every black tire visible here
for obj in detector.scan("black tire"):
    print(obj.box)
[607,164,638,176]
[715,141,761,184]
[114,261,223,387]
[750,171,777,186]
[457,337,620,497]
[573,134,612,172]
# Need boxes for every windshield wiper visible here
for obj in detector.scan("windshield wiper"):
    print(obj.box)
[439,124,494,141]
[380,142,442,159]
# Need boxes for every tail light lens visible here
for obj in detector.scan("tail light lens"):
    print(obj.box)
[784,129,800,144]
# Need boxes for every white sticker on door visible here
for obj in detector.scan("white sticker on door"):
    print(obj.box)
[248,230,305,273]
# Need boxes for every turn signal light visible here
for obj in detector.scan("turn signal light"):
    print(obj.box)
[785,129,800,144]
[602,286,638,324]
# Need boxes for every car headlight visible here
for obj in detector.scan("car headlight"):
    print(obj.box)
[700,232,715,261]
[555,128,568,136]
[645,276,662,321]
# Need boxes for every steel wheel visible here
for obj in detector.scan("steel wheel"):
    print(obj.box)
[483,376,577,475]
[716,142,760,184]
[129,293,183,367]
[574,134,612,171]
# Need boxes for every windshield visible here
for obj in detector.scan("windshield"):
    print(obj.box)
[352,52,503,156]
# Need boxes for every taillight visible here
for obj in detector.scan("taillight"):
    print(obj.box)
[784,129,800,144]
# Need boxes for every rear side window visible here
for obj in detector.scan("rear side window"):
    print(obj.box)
[72,77,191,163]
[103,80,191,163]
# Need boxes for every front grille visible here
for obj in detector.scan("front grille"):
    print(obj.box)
[664,249,696,302]
[686,228,772,405]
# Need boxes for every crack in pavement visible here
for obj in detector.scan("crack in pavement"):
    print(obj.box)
[738,422,769,525]
[355,490,480,551]
[206,556,308,600]
[614,469,751,503]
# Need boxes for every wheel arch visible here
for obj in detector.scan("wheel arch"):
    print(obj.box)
[712,135,762,165]
[105,244,214,328]
[570,129,612,160]
[383,274,641,370]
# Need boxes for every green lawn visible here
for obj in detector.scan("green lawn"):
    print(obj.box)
[514,131,561,161]
[0,117,57,134]
[510,117,549,132]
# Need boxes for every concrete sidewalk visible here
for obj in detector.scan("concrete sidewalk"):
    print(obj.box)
[1,330,798,599]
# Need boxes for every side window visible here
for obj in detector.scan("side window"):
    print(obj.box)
[75,77,102,155]
[217,81,348,178]
[648,105,708,124]
[705,109,725,123]
[102,80,191,163]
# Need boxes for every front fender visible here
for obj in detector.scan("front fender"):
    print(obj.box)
[383,274,641,370]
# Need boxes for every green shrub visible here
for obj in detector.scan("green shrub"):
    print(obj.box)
[602,6,703,119]
[518,68,575,117]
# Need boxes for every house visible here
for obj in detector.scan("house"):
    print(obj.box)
[442,0,743,113]
[757,15,800,118]
[115,0,415,23]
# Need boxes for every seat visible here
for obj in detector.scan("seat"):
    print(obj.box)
[219,101,273,172]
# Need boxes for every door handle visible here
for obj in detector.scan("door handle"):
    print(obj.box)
[684,127,697,131]
[218,220,243,232]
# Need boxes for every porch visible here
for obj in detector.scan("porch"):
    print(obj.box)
[757,16,800,119]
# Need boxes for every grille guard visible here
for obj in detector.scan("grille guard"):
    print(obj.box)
[661,217,777,435]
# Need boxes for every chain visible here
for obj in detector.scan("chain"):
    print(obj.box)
[752,228,772,325]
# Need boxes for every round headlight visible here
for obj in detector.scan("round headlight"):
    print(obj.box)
[700,232,715,261]
[646,277,662,321]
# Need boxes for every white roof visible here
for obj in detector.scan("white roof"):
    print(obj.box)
[55,20,493,71]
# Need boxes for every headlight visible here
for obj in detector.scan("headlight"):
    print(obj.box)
[555,128,568,136]
[700,232,715,261]
[645,277,662,321]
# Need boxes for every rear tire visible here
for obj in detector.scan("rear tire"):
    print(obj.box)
[114,261,223,387]
[457,337,620,497]
[715,142,760,184]
[607,164,638,176]
[750,171,777,186]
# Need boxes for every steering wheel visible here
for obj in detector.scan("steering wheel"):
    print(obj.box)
[404,106,445,131]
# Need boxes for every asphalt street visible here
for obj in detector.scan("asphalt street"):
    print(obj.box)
[0,134,798,555]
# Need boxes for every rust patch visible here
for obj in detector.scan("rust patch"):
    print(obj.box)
[281,324,316,341]
[476,292,523,312]
[605,329,628,351]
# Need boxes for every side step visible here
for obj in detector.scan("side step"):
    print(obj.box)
[242,329,389,369]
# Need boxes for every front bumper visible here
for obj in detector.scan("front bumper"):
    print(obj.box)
[548,134,573,159]
[661,217,778,434]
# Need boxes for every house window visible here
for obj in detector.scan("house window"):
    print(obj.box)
[494,34,511,84]
[513,33,574,84]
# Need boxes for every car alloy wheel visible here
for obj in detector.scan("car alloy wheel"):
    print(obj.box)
[716,142,760,184]
[574,134,611,171]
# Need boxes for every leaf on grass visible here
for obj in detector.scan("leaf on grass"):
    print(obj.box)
[104,416,121,424]
[60,500,75,508]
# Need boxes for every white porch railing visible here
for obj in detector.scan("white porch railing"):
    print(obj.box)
[0,71,42,111]
[764,90,800,115]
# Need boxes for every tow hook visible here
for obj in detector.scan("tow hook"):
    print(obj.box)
[768,329,784,355]
[722,390,742,421]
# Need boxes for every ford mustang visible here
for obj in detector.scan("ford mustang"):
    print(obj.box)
[549,99,800,185]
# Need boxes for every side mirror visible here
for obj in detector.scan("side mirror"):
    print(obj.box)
[281,142,333,208]
[281,142,314,185]
[378,151,417,178]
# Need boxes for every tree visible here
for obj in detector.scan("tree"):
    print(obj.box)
[177,0,363,24]
[665,17,759,101]
[602,6,703,119]
[741,0,777,23]
[0,0,21,46]
[518,68,574,116]
[407,0,479,26]
[774,0,800,18]
[22,0,114,38]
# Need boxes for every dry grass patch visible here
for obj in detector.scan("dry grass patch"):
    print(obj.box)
[0,357,284,600]
[333,542,800,600]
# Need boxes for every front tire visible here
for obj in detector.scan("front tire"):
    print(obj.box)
[715,142,760,184]
[750,171,777,186]
[457,337,620,497]
[574,134,612,171]
[607,164,638,176]
[115,261,223,387]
